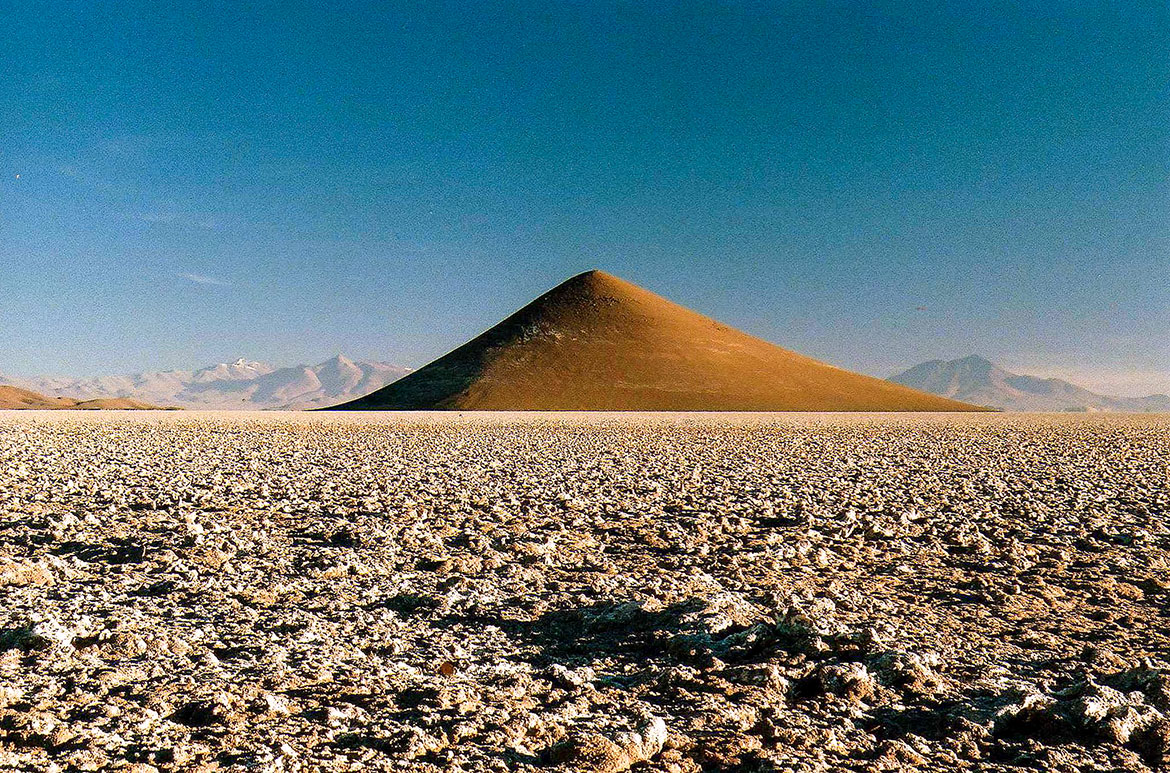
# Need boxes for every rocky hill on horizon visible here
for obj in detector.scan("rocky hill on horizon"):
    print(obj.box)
[890,355,1170,412]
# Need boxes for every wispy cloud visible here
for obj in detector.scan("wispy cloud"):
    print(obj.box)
[179,272,231,287]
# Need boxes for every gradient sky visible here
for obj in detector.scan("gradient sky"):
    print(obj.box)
[3,1,1167,394]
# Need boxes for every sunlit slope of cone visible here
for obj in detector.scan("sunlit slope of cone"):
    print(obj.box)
[334,271,983,411]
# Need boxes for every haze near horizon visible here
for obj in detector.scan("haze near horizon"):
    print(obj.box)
[3,1,1167,395]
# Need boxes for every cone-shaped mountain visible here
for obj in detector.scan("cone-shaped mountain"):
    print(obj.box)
[332,271,982,411]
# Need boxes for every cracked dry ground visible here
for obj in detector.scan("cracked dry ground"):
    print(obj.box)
[1,413,1169,773]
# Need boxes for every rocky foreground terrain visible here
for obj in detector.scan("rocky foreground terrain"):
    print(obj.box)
[1,412,1168,773]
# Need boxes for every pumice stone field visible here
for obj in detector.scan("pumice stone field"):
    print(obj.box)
[1,411,1169,772]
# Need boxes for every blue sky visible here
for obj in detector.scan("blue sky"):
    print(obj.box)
[3,1,1167,394]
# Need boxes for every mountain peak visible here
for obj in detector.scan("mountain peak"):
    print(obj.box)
[332,271,980,411]
[889,356,1170,412]
[534,269,659,311]
[191,359,276,383]
[568,268,609,281]
[563,268,617,283]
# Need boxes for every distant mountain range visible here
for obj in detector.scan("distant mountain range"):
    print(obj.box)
[889,356,1170,413]
[5,351,1163,413]
[0,356,411,410]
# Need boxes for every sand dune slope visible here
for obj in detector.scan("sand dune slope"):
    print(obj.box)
[0,385,75,409]
[335,270,981,411]
[0,385,163,410]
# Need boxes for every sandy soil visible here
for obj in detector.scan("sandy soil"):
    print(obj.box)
[1,411,1168,772]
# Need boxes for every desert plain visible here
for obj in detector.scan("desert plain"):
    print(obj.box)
[1,411,1169,772]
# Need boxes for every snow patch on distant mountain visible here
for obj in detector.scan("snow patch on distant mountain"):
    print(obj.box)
[192,358,276,383]
[0,356,410,410]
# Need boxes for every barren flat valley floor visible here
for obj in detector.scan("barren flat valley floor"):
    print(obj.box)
[2,412,1169,773]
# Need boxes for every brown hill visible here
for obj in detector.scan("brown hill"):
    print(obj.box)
[73,397,168,410]
[0,385,166,410]
[0,385,74,409]
[333,270,982,411]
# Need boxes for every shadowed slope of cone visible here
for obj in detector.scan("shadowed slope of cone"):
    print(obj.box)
[333,271,983,411]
